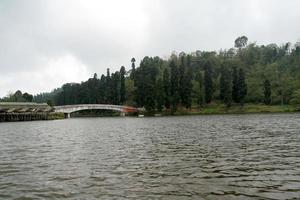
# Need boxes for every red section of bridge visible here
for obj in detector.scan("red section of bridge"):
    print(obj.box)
[122,106,139,113]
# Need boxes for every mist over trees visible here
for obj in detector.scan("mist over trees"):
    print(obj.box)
[5,36,299,112]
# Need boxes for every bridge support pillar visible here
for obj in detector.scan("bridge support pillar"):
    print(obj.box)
[120,112,126,117]
[64,113,71,118]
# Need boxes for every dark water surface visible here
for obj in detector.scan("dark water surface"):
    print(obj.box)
[0,114,300,200]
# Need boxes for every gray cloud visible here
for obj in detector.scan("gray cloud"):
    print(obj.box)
[1,0,300,97]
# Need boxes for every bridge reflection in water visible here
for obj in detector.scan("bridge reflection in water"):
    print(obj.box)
[54,104,140,118]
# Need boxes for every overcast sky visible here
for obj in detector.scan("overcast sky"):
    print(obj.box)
[0,0,300,97]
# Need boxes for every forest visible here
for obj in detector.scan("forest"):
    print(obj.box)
[2,36,300,113]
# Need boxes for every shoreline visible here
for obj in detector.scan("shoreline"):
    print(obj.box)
[0,112,65,122]
[142,104,300,117]
[1,104,299,122]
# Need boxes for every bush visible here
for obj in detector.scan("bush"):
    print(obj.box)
[290,90,300,105]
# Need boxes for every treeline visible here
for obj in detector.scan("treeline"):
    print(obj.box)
[132,49,248,112]
[28,36,300,111]
[0,90,33,102]
[34,67,127,106]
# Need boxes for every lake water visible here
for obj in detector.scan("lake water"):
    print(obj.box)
[0,114,300,200]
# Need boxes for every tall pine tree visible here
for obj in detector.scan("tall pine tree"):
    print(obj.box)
[170,60,179,113]
[136,57,159,112]
[105,68,111,104]
[184,55,193,108]
[111,72,120,105]
[155,78,165,112]
[238,68,247,105]
[195,71,204,107]
[232,67,239,103]
[99,75,106,103]
[120,66,126,104]
[179,55,186,105]
[220,64,232,107]
[130,58,136,80]
[204,60,213,104]
[163,68,171,109]
[220,66,226,101]
[264,79,271,105]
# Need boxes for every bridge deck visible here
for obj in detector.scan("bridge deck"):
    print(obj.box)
[54,104,140,114]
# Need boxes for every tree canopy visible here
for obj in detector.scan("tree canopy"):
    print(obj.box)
[3,36,299,112]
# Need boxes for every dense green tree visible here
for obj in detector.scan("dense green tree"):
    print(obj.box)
[220,67,226,101]
[106,68,112,103]
[134,67,145,107]
[220,64,232,107]
[184,55,193,108]
[204,60,213,104]
[263,79,271,105]
[235,36,248,49]
[22,93,33,102]
[155,78,165,112]
[290,89,300,105]
[124,78,135,105]
[170,60,179,113]
[134,57,159,111]
[91,73,100,103]
[46,99,53,107]
[195,71,204,107]
[232,67,239,103]
[177,54,193,108]
[238,68,247,105]
[14,90,24,102]
[224,80,232,108]
[179,54,186,105]
[99,75,106,103]
[163,68,171,109]
[130,58,136,80]
[93,73,98,79]
[111,72,120,105]
[120,66,126,104]
[34,89,61,104]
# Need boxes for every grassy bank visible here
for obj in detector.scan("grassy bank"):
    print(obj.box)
[48,112,65,120]
[147,104,300,116]
[71,110,121,117]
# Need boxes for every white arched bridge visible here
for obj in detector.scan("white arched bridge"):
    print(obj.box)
[0,103,142,120]
[54,104,141,118]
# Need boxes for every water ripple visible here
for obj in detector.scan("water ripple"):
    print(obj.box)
[0,114,300,199]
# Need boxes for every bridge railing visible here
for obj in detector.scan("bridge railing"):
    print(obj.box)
[53,104,141,113]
